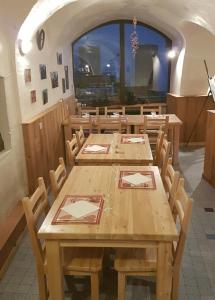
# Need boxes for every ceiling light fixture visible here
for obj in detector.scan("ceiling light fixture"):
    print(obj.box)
[167,49,176,59]
[18,39,32,56]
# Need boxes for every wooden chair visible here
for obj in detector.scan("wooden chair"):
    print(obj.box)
[114,177,193,300]
[104,106,125,116]
[158,138,171,180]
[140,104,162,115]
[96,115,122,134]
[163,158,180,210]
[22,177,103,300]
[76,126,85,150]
[49,157,67,198]
[68,115,93,135]
[81,106,99,116]
[153,129,164,165]
[138,115,169,139]
[66,135,79,167]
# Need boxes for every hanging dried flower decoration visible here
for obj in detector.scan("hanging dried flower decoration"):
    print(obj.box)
[130,16,139,57]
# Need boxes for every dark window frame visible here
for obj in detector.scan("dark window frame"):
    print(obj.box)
[72,20,172,105]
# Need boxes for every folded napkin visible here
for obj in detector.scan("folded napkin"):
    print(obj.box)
[82,113,90,118]
[127,137,145,143]
[61,200,99,219]
[122,172,151,186]
[110,113,119,118]
[84,145,107,152]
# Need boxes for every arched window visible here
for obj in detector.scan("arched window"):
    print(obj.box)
[72,20,171,106]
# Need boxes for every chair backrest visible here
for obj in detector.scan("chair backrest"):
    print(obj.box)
[158,138,171,179]
[81,107,99,116]
[22,177,49,267]
[140,105,161,115]
[76,126,85,150]
[96,115,122,133]
[172,178,193,272]
[66,135,79,166]
[144,115,169,134]
[49,157,67,198]
[104,106,125,116]
[68,115,93,133]
[153,130,165,165]
[163,158,180,210]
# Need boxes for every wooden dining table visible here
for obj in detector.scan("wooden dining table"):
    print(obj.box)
[38,165,178,300]
[63,114,182,165]
[75,133,153,166]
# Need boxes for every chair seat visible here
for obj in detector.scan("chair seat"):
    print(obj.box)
[115,248,157,272]
[44,248,103,273]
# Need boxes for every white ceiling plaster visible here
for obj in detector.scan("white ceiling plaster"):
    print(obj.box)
[16,0,215,46]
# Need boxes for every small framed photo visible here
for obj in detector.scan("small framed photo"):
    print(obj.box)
[64,66,69,89]
[50,71,58,88]
[42,89,48,105]
[31,90,36,103]
[24,69,31,83]
[57,52,62,65]
[62,78,66,93]
[39,64,47,80]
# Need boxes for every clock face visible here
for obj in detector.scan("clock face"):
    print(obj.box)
[36,29,45,50]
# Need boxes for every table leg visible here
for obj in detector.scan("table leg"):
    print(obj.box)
[46,240,64,300]
[173,125,180,165]
[156,242,172,300]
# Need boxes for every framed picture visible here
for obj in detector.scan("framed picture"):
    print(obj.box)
[57,52,62,65]
[39,64,47,80]
[42,89,48,105]
[62,78,66,93]
[50,71,59,88]
[24,69,31,83]
[31,90,36,103]
[64,66,69,89]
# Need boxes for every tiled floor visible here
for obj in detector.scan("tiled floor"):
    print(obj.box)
[0,147,215,299]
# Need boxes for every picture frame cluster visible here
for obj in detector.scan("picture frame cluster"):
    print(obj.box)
[24,51,70,105]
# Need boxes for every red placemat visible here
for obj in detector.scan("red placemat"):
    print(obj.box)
[82,144,110,154]
[52,195,104,224]
[121,135,145,144]
[118,170,156,189]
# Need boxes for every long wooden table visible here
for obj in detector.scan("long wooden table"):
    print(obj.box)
[63,114,182,165]
[38,165,178,300]
[76,133,153,166]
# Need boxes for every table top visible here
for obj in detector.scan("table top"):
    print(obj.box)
[63,114,182,126]
[75,134,153,165]
[38,165,178,242]
[126,114,182,126]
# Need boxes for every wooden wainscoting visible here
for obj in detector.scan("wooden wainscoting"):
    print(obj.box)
[22,96,76,194]
[167,93,215,144]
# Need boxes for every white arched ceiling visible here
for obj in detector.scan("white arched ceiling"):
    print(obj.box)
[15,0,215,101]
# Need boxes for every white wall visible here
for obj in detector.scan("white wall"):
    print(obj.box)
[180,22,215,95]
[0,29,27,221]
[16,23,74,122]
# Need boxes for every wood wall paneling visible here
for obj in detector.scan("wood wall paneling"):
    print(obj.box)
[203,110,215,187]
[22,97,77,194]
[167,94,215,144]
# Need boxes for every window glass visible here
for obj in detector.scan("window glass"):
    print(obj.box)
[72,21,171,106]
[73,23,120,106]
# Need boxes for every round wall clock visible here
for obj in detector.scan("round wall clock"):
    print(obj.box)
[36,29,45,50]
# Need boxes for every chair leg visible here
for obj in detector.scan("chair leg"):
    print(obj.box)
[36,267,48,300]
[90,273,99,300]
[118,272,126,300]
[171,273,179,300]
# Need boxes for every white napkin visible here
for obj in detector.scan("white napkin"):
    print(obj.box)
[61,200,99,219]
[110,113,119,118]
[122,173,151,186]
[84,145,106,152]
[82,113,89,118]
[127,137,145,143]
